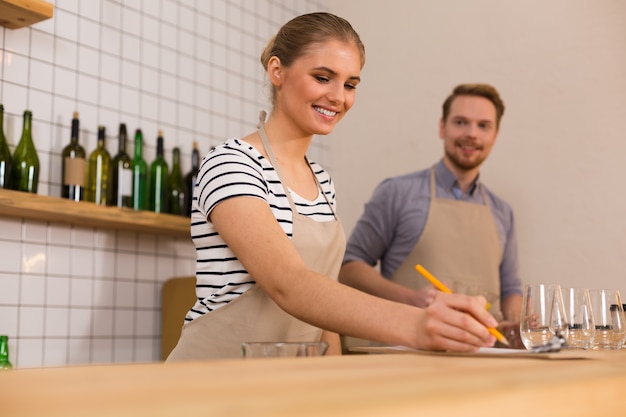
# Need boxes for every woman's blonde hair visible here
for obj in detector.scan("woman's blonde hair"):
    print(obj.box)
[260,12,365,106]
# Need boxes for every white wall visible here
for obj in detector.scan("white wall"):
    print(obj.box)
[329,0,626,294]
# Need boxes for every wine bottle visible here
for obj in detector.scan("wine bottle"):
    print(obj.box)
[86,126,110,205]
[108,123,133,208]
[0,104,11,189]
[168,147,185,216]
[10,110,39,193]
[131,129,148,211]
[149,131,169,213]
[61,112,86,201]
[0,335,12,370]
[183,141,200,217]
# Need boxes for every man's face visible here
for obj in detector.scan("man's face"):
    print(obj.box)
[439,95,499,172]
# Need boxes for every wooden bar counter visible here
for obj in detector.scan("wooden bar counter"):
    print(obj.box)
[2,350,626,416]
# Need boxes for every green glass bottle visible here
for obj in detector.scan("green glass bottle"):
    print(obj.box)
[86,126,111,205]
[61,111,86,201]
[168,147,185,216]
[131,129,148,211]
[149,131,169,213]
[183,141,200,217]
[0,104,12,189]
[10,110,39,193]
[108,123,133,208]
[0,335,13,370]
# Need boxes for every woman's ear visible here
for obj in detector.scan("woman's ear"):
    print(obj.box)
[267,56,283,87]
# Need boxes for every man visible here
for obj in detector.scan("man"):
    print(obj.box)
[339,83,523,346]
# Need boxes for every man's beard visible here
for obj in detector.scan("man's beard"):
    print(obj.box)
[444,145,485,171]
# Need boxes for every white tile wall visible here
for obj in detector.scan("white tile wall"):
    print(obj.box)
[0,0,330,368]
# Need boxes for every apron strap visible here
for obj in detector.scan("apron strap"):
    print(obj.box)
[256,111,338,219]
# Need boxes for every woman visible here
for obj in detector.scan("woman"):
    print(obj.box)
[167,12,498,360]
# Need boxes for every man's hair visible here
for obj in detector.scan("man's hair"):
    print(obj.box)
[441,83,505,129]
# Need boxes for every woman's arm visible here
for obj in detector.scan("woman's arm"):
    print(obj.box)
[211,196,498,352]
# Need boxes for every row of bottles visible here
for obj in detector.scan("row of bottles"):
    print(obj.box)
[63,117,200,216]
[0,105,200,217]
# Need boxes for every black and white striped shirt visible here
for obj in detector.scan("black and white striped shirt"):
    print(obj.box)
[186,138,337,321]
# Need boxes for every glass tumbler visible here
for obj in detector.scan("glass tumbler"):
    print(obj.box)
[588,289,626,350]
[562,287,594,349]
[520,284,567,350]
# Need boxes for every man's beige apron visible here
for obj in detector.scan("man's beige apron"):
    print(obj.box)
[391,167,502,316]
[167,125,346,361]
[342,167,502,351]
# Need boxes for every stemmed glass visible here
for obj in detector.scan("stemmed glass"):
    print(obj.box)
[520,284,568,350]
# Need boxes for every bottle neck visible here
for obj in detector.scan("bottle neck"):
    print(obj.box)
[22,111,33,143]
[156,137,164,157]
[97,127,105,148]
[191,149,199,171]
[119,136,126,153]
[118,125,127,153]
[71,118,79,144]
[134,137,143,158]
[172,149,181,169]
[0,336,9,359]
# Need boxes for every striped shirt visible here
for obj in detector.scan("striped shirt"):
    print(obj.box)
[185,138,337,322]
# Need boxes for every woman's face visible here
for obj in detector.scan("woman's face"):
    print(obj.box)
[272,39,362,136]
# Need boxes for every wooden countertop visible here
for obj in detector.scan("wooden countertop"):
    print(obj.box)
[2,350,626,416]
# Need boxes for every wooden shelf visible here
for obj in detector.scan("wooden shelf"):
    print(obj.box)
[0,189,191,237]
[0,0,53,29]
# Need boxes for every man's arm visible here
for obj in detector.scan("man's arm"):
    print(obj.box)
[339,260,435,308]
[501,294,522,322]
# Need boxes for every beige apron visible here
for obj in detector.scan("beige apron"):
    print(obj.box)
[167,123,346,361]
[391,167,502,316]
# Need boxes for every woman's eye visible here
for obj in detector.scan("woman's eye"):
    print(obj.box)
[315,76,329,83]
[344,83,357,90]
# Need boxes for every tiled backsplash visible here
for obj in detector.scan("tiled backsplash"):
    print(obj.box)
[0,0,329,368]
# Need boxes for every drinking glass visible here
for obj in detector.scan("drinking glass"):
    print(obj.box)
[561,287,594,349]
[241,341,328,358]
[520,284,567,350]
[588,289,626,350]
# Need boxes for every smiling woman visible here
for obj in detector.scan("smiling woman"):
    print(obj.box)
[166,12,501,362]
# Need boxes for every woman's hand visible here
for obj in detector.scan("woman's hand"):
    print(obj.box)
[414,292,497,352]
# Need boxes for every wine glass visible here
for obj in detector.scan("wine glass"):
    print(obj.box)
[520,284,568,350]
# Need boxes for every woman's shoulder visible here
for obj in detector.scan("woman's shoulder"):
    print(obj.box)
[202,138,266,169]
[214,138,260,157]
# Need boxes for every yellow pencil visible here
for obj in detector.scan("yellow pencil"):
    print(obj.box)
[415,264,510,347]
